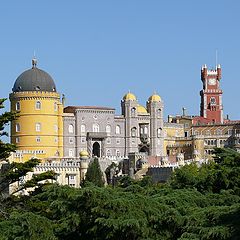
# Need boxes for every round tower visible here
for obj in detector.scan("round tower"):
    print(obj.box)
[9,58,63,162]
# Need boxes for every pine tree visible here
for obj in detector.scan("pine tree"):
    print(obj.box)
[0,98,16,160]
[0,98,55,195]
[84,158,104,187]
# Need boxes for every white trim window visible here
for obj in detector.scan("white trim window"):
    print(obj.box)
[16,123,20,132]
[54,102,58,111]
[93,123,99,132]
[16,102,20,111]
[106,125,111,134]
[69,149,74,157]
[116,125,121,134]
[36,123,41,132]
[81,124,86,133]
[69,124,74,133]
[35,101,41,110]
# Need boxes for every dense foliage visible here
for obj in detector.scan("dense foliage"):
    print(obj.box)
[0,148,239,239]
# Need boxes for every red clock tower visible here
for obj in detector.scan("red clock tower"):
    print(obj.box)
[200,64,223,123]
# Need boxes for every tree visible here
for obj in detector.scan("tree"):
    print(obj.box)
[84,158,104,187]
[0,98,56,196]
[0,98,16,160]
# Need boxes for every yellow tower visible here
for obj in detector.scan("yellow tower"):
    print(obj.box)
[9,58,63,162]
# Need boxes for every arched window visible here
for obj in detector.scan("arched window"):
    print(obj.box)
[107,149,111,157]
[93,123,99,132]
[16,123,20,132]
[210,97,216,105]
[116,125,121,134]
[116,150,120,157]
[68,124,74,133]
[157,128,162,138]
[35,101,41,110]
[131,127,137,137]
[131,107,136,116]
[106,125,111,134]
[35,123,41,132]
[144,126,148,134]
[81,124,86,133]
[54,102,58,111]
[69,149,73,157]
[15,102,20,111]
[54,124,58,133]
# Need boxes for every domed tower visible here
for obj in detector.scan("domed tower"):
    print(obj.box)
[9,58,63,162]
[121,92,139,155]
[147,93,164,156]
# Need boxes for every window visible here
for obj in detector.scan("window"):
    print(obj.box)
[81,137,85,143]
[206,130,211,136]
[68,124,74,133]
[194,131,199,136]
[16,102,20,111]
[54,102,58,111]
[228,129,233,135]
[16,123,20,132]
[69,137,74,144]
[36,123,41,132]
[116,125,121,134]
[107,149,111,156]
[16,137,20,143]
[116,150,120,157]
[216,129,222,135]
[131,107,136,116]
[116,139,120,144]
[93,123,99,132]
[36,136,41,143]
[107,138,111,144]
[81,124,86,133]
[106,125,111,134]
[131,127,137,137]
[69,149,73,157]
[210,97,216,105]
[54,124,58,133]
[144,126,148,134]
[157,128,162,138]
[35,101,41,110]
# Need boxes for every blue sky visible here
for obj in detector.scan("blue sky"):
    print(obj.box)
[1,1,240,120]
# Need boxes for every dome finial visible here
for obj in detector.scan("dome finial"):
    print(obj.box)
[32,51,37,68]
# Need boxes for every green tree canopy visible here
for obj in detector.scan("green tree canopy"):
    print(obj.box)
[84,158,105,187]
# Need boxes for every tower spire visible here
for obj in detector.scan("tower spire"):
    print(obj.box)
[32,51,37,68]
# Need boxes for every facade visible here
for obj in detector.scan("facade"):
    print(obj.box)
[63,93,164,158]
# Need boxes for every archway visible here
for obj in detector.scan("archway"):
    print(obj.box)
[93,142,100,157]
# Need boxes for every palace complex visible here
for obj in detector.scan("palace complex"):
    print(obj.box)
[9,59,240,166]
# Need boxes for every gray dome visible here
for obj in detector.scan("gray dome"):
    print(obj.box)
[12,66,57,92]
